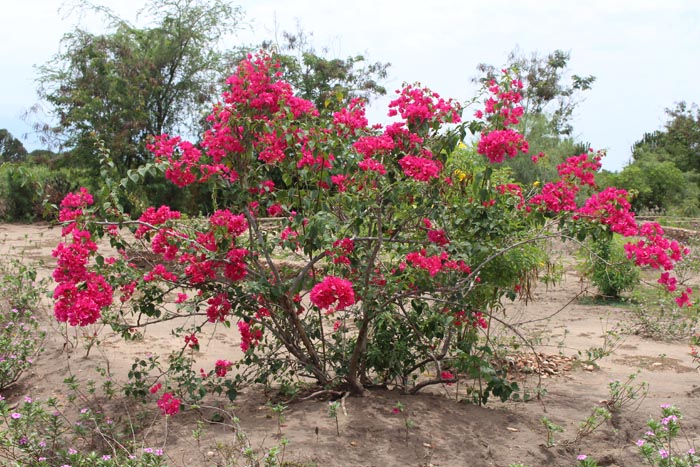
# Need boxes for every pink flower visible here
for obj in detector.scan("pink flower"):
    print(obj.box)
[135,205,181,238]
[210,209,248,236]
[310,276,356,312]
[358,158,387,175]
[333,98,368,136]
[658,272,678,292]
[184,333,199,349]
[477,129,528,164]
[267,203,283,217]
[149,383,162,394]
[675,288,692,308]
[157,392,181,416]
[440,371,455,384]
[398,155,441,182]
[237,321,262,351]
[206,293,232,323]
[215,359,232,377]
[427,229,450,246]
[388,84,461,126]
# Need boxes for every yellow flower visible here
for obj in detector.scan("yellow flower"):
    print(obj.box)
[458,141,467,149]
[533,181,540,187]
[454,169,467,182]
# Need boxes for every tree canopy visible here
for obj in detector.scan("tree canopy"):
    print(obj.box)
[475,49,595,138]
[37,0,242,173]
[260,28,390,115]
[0,129,28,163]
[474,49,595,185]
[600,101,700,216]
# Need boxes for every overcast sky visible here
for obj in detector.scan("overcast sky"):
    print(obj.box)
[2,0,699,171]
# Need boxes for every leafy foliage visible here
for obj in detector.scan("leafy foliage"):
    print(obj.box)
[582,234,639,298]
[0,129,27,163]
[475,49,595,138]
[474,49,595,185]
[36,0,242,174]
[612,101,700,215]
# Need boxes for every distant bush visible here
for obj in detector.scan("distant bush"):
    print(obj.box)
[0,164,94,221]
[583,234,639,298]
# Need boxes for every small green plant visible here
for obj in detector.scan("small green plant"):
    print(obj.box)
[392,401,414,444]
[0,258,49,313]
[0,308,44,391]
[201,411,295,467]
[636,404,699,467]
[632,295,700,340]
[605,371,648,412]
[269,403,287,435]
[575,454,599,467]
[0,258,47,391]
[541,416,564,447]
[328,401,340,436]
[578,320,624,365]
[571,407,611,444]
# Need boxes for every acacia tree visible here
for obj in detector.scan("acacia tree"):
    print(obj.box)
[603,101,700,215]
[631,102,700,173]
[36,0,242,173]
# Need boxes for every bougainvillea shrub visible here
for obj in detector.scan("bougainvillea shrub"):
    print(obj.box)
[52,54,690,405]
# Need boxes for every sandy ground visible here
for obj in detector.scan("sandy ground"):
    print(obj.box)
[1,223,699,467]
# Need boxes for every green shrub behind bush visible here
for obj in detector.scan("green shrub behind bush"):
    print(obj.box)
[583,234,640,298]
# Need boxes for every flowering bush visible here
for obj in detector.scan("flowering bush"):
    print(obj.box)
[0,394,168,467]
[0,259,47,390]
[51,52,690,405]
[637,404,700,467]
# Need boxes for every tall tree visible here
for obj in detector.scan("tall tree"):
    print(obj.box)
[611,101,700,215]
[260,27,390,115]
[36,0,242,173]
[0,130,28,163]
[474,49,595,184]
[475,49,595,138]
[632,101,700,173]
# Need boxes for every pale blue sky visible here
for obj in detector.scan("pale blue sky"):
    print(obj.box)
[2,0,699,171]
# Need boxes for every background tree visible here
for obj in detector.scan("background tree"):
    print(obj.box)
[36,0,242,174]
[474,49,595,185]
[0,129,28,163]
[631,102,700,173]
[605,159,699,215]
[599,101,700,215]
[260,27,390,115]
[475,49,595,138]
